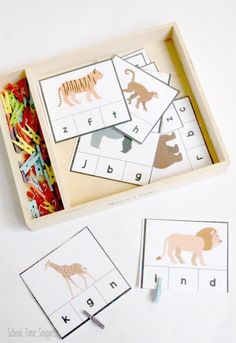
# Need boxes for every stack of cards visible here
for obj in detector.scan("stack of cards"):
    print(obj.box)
[39,49,212,186]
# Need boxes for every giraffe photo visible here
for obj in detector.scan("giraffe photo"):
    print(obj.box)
[45,260,95,299]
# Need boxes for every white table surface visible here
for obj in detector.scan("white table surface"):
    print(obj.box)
[0,0,236,342]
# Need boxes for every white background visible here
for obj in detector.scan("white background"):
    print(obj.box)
[0,1,236,342]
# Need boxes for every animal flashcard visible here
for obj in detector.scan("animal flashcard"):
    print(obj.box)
[39,60,131,143]
[123,50,171,84]
[142,63,171,85]
[122,48,151,67]
[140,219,229,293]
[70,127,160,185]
[70,97,211,185]
[150,97,212,182]
[20,227,131,339]
[112,56,179,143]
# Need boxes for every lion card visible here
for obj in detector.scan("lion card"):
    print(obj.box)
[140,219,229,293]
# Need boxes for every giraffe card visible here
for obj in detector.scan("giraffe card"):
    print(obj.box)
[70,97,211,185]
[39,59,132,143]
[113,56,179,143]
[20,227,131,339]
[140,219,229,293]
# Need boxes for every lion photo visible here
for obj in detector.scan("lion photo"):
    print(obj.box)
[156,227,222,266]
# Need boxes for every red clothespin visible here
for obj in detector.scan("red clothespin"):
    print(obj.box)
[38,204,50,216]
[18,78,29,99]
[39,143,49,162]
[27,190,44,207]
[28,183,46,201]
[15,123,31,143]
[39,179,61,211]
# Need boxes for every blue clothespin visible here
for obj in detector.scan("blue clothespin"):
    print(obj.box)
[29,199,40,218]
[20,151,39,175]
[152,274,162,303]
[34,158,44,177]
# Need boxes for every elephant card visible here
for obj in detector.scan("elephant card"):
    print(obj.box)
[20,227,131,339]
[140,219,229,293]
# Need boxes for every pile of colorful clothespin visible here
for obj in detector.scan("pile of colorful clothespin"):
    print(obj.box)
[0,78,63,218]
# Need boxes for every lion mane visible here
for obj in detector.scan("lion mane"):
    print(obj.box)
[196,227,216,251]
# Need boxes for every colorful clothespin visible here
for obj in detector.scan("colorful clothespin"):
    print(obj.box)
[18,162,29,183]
[21,124,41,145]
[29,200,40,218]
[44,163,55,185]
[41,201,55,213]
[10,101,24,126]
[0,90,12,114]
[83,310,105,329]
[20,152,39,175]
[28,183,46,201]
[36,145,44,165]
[43,168,53,191]
[29,175,43,192]
[12,136,35,155]
[152,274,162,303]
[34,158,44,177]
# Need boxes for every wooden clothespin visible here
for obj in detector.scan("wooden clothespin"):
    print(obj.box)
[0,90,12,114]
[41,201,55,213]
[44,163,55,185]
[152,274,162,303]
[10,101,24,126]
[21,123,41,145]
[83,310,105,329]
[12,136,35,155]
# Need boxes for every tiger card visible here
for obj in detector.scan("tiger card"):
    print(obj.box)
[140,219,229,293]
[39,60,131,143]
[112,56,179,143]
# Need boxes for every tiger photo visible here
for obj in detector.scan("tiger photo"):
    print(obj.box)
[58,69,103,107]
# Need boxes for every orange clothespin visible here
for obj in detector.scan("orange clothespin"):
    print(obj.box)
[12,136,35,155]
[21,123,41,145]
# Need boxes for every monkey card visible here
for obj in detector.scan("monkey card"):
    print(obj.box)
[140,219,229,293]
[112,55,179,143]
[70,97,211,185]
[20,227,131,339]
[39,59,132,143]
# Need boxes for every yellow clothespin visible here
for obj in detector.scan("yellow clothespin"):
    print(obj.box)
[10,102,24,126]
[42,201,55,213]
[0,91,12,115]
[45,163,55,185]
[12,136,35,155]
[21,123,41,145]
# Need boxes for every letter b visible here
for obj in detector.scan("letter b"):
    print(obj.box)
[107,165,113,173]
